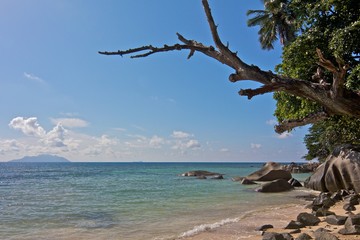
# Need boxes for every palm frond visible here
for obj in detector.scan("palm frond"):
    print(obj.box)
[259,20,278,49]
[247,11,270,27]
[246,9,266,16]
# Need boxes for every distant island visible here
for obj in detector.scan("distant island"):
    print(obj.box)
[8,154,71,163]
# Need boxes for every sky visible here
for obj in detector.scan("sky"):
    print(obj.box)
[0,0,310,162]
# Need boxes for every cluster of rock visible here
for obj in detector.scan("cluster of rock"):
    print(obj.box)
[259,190,360,239]
[282,162,320,173]
[181,145,360,194]
[180,162,306,192]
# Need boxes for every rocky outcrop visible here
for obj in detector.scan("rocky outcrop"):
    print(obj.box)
[312,192,336,211]
[246,162,292,181]
[256,179,294,193]
[259,191,360,239]
[305,145,360,193]
[282,162,320,173]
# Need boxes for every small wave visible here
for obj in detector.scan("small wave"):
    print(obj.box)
[178,217,239,238]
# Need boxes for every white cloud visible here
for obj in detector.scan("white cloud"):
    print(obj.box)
[9,117,46,137]
[277,132,293,139]
[81,135,119,158]
[169,130,200,151]
[149,135,165,148]
[98,135,117,146]
[251,143,262,149]
[43,123,67,147]
[266,119,277,125]
[172,139,201,151]
[24,72,45,84]
[185,139,201,149]
[0,139,21,154]
[3,117,207,161]
[123,134,147,148]
[50,118,89,128]
[171,131,192,139]
[84,147,102,156]
[8,117,69,150]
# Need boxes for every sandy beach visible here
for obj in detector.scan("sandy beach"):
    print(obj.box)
[181,191,360,240]
[180,203,305,240]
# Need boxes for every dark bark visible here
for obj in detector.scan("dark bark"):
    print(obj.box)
[99,0,360,133]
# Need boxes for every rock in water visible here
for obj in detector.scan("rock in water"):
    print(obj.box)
[256,179,294,193]
[288,178,303,187]
[246,162,292,181]
[241,178,257,185]
[180,170,223,177]
[304,145,360,193]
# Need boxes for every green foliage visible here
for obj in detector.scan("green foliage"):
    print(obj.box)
[347,65,360,91]
[273,92,321,122]
[304,116,360,162]
[329,21,360,61]
[248,0,360,161]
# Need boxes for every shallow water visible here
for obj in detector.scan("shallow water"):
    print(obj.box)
[0,162,311,240]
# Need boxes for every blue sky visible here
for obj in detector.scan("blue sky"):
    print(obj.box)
[0,0,309,162]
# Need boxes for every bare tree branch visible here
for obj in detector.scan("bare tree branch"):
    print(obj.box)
[315,48,349,98]
[275,111,329,134]
[99,44,204,59]
[99,0,360,131]
[201,0,243,68]
[239,83,285,99]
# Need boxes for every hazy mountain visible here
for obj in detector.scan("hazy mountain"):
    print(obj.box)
[8,154,71,163]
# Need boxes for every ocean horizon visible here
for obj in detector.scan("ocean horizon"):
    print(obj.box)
[0,162,312,240]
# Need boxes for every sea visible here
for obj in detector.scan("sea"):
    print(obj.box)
[0,162,313,240]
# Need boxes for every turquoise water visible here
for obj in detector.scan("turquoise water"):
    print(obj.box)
[0,162,311,240]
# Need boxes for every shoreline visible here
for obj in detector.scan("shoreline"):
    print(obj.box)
[178,190,360,240]
[178,203,307,240]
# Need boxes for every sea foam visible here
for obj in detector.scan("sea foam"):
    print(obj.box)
[178,217,240,238]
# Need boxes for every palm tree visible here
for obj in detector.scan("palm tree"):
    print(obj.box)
[247,0,296,50]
